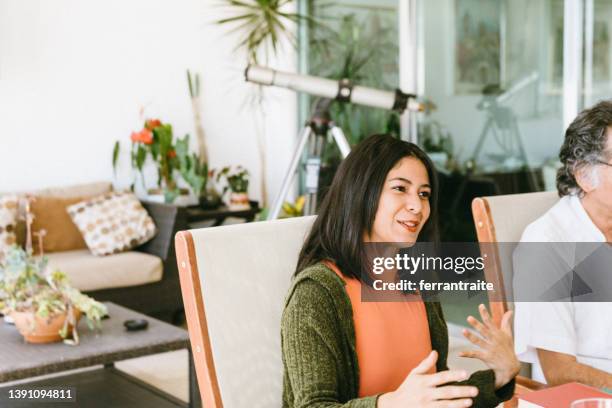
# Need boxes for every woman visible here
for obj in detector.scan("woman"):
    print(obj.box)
[281,135,519,407]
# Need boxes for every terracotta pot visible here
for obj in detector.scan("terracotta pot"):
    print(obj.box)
[11,309,82,344]
[228,192,250,211]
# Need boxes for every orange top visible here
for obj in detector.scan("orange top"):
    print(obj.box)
[325,261,434,397]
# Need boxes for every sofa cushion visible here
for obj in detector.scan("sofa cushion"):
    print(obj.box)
[30,195,88,253]
[5,182,113,248]
[45,249,163,292]
[67,192,156,256]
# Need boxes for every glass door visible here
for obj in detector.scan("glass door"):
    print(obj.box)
[299,0,401,198]
[413,0,566,241]
[582,0,612,108]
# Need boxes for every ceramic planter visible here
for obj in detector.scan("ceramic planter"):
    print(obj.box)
[228,192,250,211]
[11,309,82,344]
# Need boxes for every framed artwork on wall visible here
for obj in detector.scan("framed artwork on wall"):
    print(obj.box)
[453,0,502,94]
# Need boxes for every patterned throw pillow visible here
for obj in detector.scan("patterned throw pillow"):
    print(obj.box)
[0,195,19,264]
[67,192,156,256]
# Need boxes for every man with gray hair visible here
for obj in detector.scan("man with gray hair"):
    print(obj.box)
[513,100,612,388]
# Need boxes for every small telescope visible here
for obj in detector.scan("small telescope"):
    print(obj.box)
[245,65,425,114]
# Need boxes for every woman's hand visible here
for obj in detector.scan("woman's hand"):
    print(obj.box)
[459,304,520,389]
[378,350,478,408]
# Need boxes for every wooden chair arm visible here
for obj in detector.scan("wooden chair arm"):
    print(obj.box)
[504,375,547,408]
[516,375,547,391]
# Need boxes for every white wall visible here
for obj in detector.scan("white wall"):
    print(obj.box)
[0,0,298,206]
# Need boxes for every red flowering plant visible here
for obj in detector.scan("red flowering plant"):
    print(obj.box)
[113,119,208,204]
[112,119,179,203]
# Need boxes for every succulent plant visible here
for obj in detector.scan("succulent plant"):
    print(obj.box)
[0,200,107,345]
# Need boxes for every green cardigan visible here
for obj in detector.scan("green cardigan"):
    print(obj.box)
[281,263,515,408]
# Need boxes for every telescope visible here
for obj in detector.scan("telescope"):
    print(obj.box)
[245,65,425,113]
[244,65,425,219]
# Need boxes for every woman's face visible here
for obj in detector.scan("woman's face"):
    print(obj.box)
[366,156,431,243]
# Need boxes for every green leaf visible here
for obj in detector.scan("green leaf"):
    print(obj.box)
[136,145,146,171]
[175,134,190,161]
[216,0,314,64]
[217,13,257,25]
[187,70,194,97]
[112,141,120,175]
[155,124,174,156]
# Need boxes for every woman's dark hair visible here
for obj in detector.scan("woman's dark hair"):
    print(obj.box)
[295,134,439,281]
[557,100,612,196]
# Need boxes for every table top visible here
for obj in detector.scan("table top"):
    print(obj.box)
[0,303,189,383]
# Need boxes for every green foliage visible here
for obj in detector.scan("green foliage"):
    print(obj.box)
[308,12,400,150]
[112,141,120,176]
[281,195,305,218]
[187,70,200,98]
[154,124,174,158]
[215,165,249,194]
[217,0,315,64]
[0,246,108,345]
[135,144,147,172]
[114,119,208,203]
[176,134,208,197]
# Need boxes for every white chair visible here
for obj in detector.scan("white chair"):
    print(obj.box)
[472,191,559,323]
[175,216,315,408]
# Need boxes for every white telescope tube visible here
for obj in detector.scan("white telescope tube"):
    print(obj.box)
[245,65,423,112]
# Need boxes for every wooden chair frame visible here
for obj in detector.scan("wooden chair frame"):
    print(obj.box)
[471,197,547,405]
[175,231,224,408]
[471,197,509,328]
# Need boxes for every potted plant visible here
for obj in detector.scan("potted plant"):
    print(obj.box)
[113,119,189,204]
[175,134,221,209]
[114,118,221,206]
[0,204,107,345]
[215,166,250,210]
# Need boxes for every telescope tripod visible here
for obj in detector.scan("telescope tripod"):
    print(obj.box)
[268,99,351,220]
[448,97,541,215]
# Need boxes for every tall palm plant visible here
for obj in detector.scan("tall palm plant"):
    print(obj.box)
[218,0,306,63]
[217,0,313,209]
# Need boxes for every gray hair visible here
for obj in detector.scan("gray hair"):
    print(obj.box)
[557,100,612,196]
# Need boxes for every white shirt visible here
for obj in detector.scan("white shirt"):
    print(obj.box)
[513,195,610,383]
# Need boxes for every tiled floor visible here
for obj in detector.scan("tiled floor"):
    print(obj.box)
[116,349,189,402]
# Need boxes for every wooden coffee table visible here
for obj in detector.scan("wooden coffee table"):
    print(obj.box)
[0,302,201,407]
